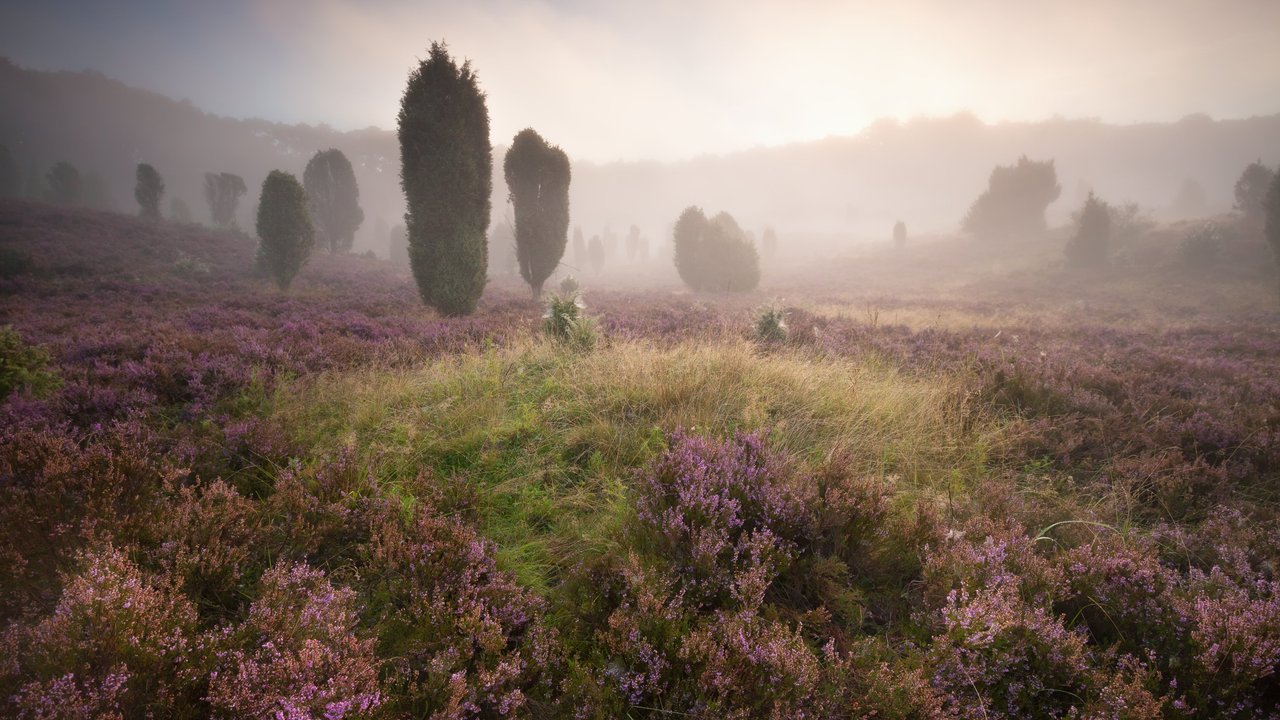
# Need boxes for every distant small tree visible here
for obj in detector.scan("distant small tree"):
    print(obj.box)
[389,223,410,267]
[303,149,364,253]
[761,227,778,258]
[169,197,193,223]
[255,170,314,291]
[204,172,247,228]
[673,206,760,292]
[398,41,491,316]
[1264,172,1280,303]
[82,171,114,211]
[45,161,83,205]
[587,235,605,275]
[893,220,907,248]
[135,163,164,219]
[1234,161,1275,234]
[0,145,18,198]
[1065,192,1110,269]
[625,225,642,261]
[963,156,1060,242]
[488,216,517,277]
[504,128,571,298]
[572,226,586,268]
[24,162,43,199]
[1172,177,1206,217]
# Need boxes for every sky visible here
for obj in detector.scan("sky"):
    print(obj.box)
[2,0,1279,163]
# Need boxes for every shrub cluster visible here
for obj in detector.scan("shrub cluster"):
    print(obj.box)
[673,206,760,292]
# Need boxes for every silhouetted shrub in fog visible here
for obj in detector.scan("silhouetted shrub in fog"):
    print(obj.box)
[134,163,164,220]
[0,145,18,198]
[1266,171,1280,303]
[588,234,604,274]
[893,219,907,248]
[761,226,778,258]
[962,156,1060,243]
[168,196,192,223]
[1234,160,1275,235]
[304,148,364,254]
[203,171,246,228]
[572,226,586,269]
[1066,192,1111,269]
[388,223,409,267]
[255,170,314,291]
[673,206,760,292]
[45,161,83,206]
[398,41,491,316]
[1180,222,1222,267]
[504,128,571,298]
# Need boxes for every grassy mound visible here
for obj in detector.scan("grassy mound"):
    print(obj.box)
[276,338,994,591]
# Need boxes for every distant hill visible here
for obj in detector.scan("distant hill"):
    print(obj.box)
[4,57,1279,258]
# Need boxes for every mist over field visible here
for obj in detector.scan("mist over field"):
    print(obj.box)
[2,2,1280,718]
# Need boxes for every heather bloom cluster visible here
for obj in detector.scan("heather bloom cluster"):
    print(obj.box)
[0,545,202,718]
[929,580,1097,719]
[4,200,1280,717]
[207,562,382,719]
[634,429,806,608]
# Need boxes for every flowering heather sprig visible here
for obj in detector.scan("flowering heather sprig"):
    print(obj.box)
[363,505,546,715]
[679,610,823,719]
[634,429,806,609]
[0,420,177,617]
[922,519,1065,611]
[929,580,1095,720]
[207,561,383,719]
[1060,537,1183,655]
[1,545,202,718]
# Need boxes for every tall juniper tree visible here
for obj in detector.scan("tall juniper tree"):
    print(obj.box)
[255,170,314,291]
[504,128,571,298]
[397,42,491,316]
[135,163,164,220]
[303,149,364,253]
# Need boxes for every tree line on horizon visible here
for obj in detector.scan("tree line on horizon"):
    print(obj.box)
[3,47,1280,304]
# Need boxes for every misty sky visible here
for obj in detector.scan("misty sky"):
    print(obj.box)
[3,0,1278,162]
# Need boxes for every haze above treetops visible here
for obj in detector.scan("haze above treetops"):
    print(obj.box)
[2,0,1278,250]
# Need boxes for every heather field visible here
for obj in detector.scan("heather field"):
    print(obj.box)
[2,199,1280,718]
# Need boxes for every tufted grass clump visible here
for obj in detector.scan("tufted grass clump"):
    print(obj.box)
[543,291,598,350]
[754,300,788,344]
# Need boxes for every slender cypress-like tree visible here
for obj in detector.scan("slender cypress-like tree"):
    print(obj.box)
[397,42,491,316]
[893,220,907,248]
[504,128,571,298]
[255,170,314,291]
[204,172,247,228]
[135,163,165,220]
[303,149,364,253]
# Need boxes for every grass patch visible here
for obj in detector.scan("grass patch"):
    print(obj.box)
[274,338,996,593]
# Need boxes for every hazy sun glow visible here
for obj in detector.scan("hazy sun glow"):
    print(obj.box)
[2,0,1278,161]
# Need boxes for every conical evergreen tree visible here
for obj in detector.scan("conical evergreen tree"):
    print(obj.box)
[255,170,314,291]
[397,42,491,316]
[135,163,165,220]
[504,128,571,298]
